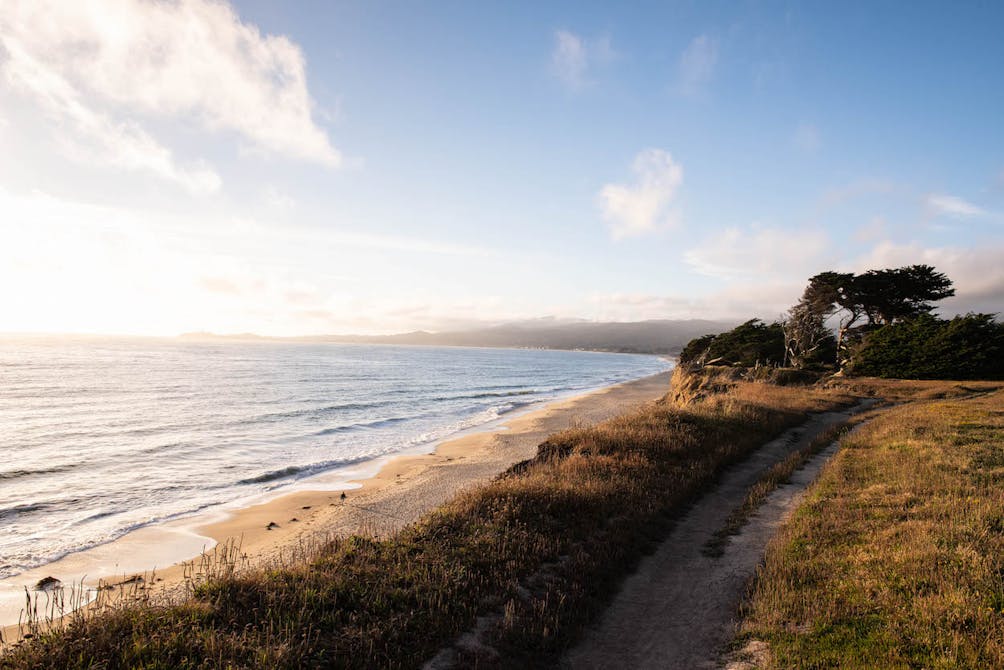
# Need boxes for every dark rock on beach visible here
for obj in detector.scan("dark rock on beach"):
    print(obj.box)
[35,576,61,590]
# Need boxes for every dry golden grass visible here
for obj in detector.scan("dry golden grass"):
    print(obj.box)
[737,386,1004,669]
[1,370,855,669]
[825,376,1001,403]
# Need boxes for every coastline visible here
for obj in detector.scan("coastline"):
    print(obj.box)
[0,368,673,636]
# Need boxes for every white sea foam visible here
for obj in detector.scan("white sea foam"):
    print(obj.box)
[0,340,670,579]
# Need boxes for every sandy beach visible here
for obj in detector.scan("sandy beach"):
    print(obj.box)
[0,369,671,639]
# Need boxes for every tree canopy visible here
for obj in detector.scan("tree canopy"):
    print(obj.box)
[678,319,784,368]
[795,264,955,366]
[847,313,1004,380]
[804,265,954,325]
[677,264,1003,380]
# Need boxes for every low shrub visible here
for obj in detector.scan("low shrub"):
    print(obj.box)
[848,313,1004,380]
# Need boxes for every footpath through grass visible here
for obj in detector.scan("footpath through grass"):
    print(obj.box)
[736,387,1004,669]
[702,420,855,558]
[1,371,855,669]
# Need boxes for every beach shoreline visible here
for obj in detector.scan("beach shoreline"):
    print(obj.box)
[0,368,672,637]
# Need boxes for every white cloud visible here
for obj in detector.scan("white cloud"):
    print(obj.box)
[550,30,614,89]
[199,276,244,295]
[0,0,338,191]
[590,239,1004,323]
[684,224,830,279]
[588,280,805,322]
[678,35,718,96]
[263,186,296,211]
[0,187,503,336]
[587,292,698,321]
[551,31,588,88]
[708,281,807,320]
[321,230,493,258]
[818,178,897,208]
[792,122,821,152]
[599,149,683,239]
[852,241,1004,315]
[854,216,888,242]
[2,35,222,194]
[925,193,986,218]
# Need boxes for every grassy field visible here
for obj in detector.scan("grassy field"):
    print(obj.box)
[735,386,1004,669]
[1,370,856,669]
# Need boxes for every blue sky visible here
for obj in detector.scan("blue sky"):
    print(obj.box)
[0,1,1002,335]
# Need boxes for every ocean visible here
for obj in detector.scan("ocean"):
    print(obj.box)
[0,339,670,579]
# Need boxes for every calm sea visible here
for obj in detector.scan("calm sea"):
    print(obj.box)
[0,339,670,578]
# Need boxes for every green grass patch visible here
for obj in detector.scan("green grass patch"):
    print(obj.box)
[736,391,1004,669]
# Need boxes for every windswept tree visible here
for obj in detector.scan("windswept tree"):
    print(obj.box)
[798,265,954,367]
[682,265,955,373]
[848,265,955,325]
[679,333,717,367]
[781,301,835,368]
[678,319,784,368]
[790,271,858,366]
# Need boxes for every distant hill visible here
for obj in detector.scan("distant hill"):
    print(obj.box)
[180,319,737,355]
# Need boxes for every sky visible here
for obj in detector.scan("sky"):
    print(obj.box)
[0,0,1002,336]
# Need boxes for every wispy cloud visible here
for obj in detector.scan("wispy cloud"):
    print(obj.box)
[677,35,718,96]
[594,237,1004,322]
[550,30,615,90]
[818,178,897,208]
[320,231,494,258]
[587,292,695,321]
[925,193,986,218]
[0,187,504,335]
[0,0,339,193]
[684,224,830,279]
[199,276,244,295]
[792,122,821,152]
[263,186,296,211]
[588,281,807,322]
[852,240,1004,315]
[551,31,588,88]
[599,149,683,239]
[2,38,222,194]
[854,216,889,243]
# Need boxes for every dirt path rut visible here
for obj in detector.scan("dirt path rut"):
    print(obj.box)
[563,400,877,670]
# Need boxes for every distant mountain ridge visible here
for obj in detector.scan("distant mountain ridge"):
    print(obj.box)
[180,319,737,355]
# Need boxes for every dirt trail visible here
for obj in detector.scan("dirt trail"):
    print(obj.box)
[563,400,878,670]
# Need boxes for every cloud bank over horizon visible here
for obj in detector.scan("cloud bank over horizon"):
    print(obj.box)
[0,1,1001,336]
